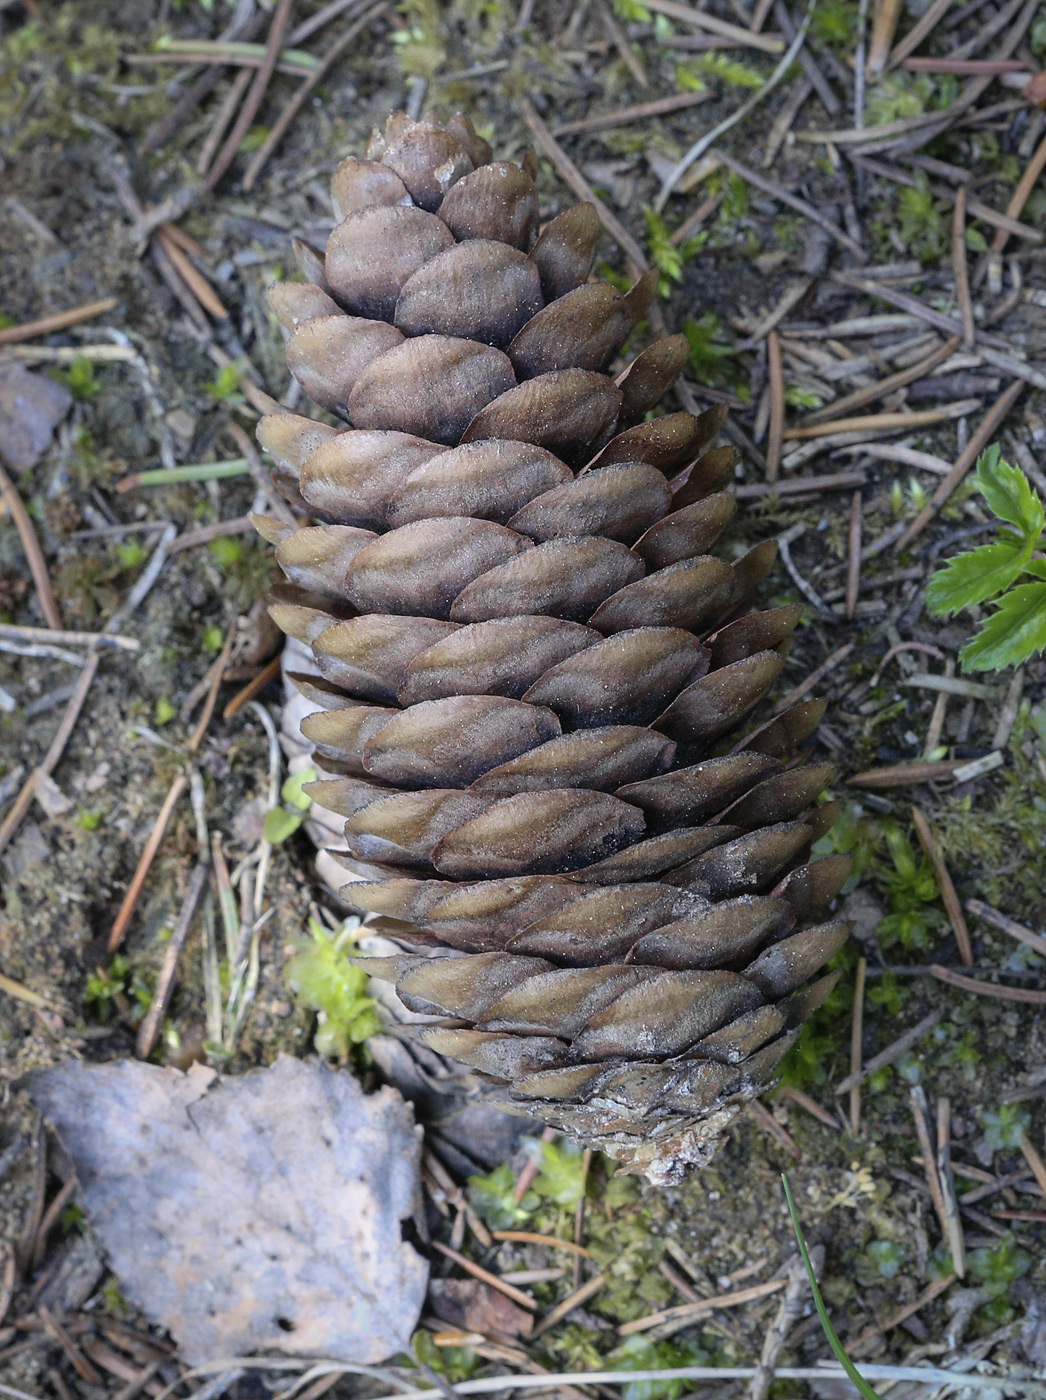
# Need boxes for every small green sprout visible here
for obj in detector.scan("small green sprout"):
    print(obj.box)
[208,536,244,568]
[154,696,176,726]
[979,1103,1031,1151]
[927,446,1046,672]
[263,765,316,844]
[468,1136,588,1228]
[612,1335,711,1400]
[968,1237,1031,1298]
[84,954,152,1022]
[205,358,247,402]
[285,916,381,1058]
[612,0,652,19]
[642,207,706,296]
[876,821,944,952]
[115,538,147,570]
[51,354,101,400]
[685,50,763,89]
[681,313,736,385]
[202,624,224,653]
[862,1238,906,1280]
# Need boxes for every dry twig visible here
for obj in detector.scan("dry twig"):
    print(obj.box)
[911,806,974,965]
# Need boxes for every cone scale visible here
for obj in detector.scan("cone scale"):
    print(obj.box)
[258,113,850,1183]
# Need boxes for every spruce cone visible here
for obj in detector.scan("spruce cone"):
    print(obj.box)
[257,112,850,1183]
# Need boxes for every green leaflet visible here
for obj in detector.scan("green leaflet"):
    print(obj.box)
[927,447,1046,672]
[973,444,1044,541]
[959,581,1046,672]
[925,541,1029,616]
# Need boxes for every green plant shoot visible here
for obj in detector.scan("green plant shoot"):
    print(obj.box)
[927,446,1046,672]
[782,1174,884,1400]
[285,916,381,1058]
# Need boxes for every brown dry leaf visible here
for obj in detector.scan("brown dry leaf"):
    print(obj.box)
[0,362,72,473]
[26,1054,427,1364]
[428,1278,534,1339]
[1024,71,1046,107]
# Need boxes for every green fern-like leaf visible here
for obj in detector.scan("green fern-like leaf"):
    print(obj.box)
[959,582,1046,672]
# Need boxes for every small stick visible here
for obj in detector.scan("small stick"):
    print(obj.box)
[910,1086,951,1249]
[735,470,865,498]
[776,1086,840,1129]
[154,228,228,319]
[188,628,236,753]
[965,898,1046,959]
[800,334,959,425]
[746,1098,801,1157]
[707,150,864,259]
[911,806,973,966]
[205,0,295,190]
[29,1174,77,1272]
[669,192,723,246]
[619,1277,787,1340]
[0,652,100,856]
[0,297,118,347]
[514,1125,558,1204]
[168,516,254,554]
[992,667,1024,750]
[742,279,814,346]
[835,1009,943,1094]
[553,91,721,138]
[1018,1136,1046,1199]
[850,957,867,1133]
[223,654,282,720]
[521,100,649,277]
[659,1259,702,1303]
[136,859,211,1058]
[930,963,1046,1005]
[639,0,784,51]
[848,758,969,787]
[430,1240,537,1312]
[952,187,975,348]
[243,3,389,190]
[598,0,648,87]
[763,76,813,168]
[887,0,954,68]
[845,492,862,621]
[0,462,62,630]
[894,379,1024,550]
[771,642,854,715]
[532,1274,606,1340]
[749,1251,812,1400]
[765,330,784,482]
[936,1097,967,1278]
[783,402,980,440]
[491,1230,590,1257]
[923,658,953,756]
[0,622,138,651]
[148,235,211,333]
[848,1272,957,1355]
[196,66,253,177]
[106,772,188,954]
[866,0,903,75]
[573,1146,591,1289]
[39,1307,102,1386]
[990,130,1046,259]
[834,274,1046,391]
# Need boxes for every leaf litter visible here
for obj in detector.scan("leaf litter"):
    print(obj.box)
[25,1054,428,1364]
